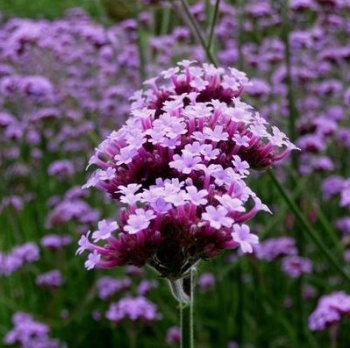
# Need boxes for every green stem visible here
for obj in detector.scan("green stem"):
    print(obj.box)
[160,7,171,35]
[207,0,221,53]
[179,0,206,50]
[134,1,147,81]
[268,169,350,285]
[180,301,193,348]
[280,3,308,341]
[314,204,344,254]
[170,0,198,44]
[281,1,298,169]
[260,175,308,239]
[330,323,339,348]
[236,0,245,70]
[178,0,218,66]
[236,260,244,346]
[182,269,194,348]
[170,269,194,348]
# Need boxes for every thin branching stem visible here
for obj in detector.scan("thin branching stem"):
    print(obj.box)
[207,0,221,53]
[179,0,218,66]
[268,169,350,285]
[134,1,147,81]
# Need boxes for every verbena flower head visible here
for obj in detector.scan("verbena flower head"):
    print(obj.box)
[166,326,181,345]
[281,255,313,278]
[79,61,295,279]
[36,270,63,289]
[4,312,62,347]
[0,242,40,276]
[96,276,131,300]
[309,292,350,331]
[254,236,298,261]
[106,296,160,324]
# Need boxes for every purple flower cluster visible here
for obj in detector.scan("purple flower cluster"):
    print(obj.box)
[46,186,100,231]
[254,237,298,261]
[166,326,181,345]
[198,272,216,293]
[0,0,348,345]
[4,312,63,347]
[255,236,313,278]
[79,61,295,279]
[40,234,72,251]
[36,270,63,288]
[0,195,24,213]
[309,292,350,331]
[281,255,313,278]
[0,242,39,276]
[106,296,161,323]
[321,175,350,208]
[96,276,132,300]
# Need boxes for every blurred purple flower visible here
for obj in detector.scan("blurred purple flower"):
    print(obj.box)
[36,270,63,288]
[106,296,161,323]
[96,276,131,300]
[198,272,215,293]
[4,312,63,347]
[309,292,350,331]
[166,326,181,345]
[281,255,313,278]
[254,237,298,261]
[40,234,73,251]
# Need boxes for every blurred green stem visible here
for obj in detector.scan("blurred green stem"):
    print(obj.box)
[236,260,244,346]
[180,301,193,348]
[127,324,137,348]
[330,324,339,348]
[268,169,350,285]
[170,269,194,348]
[134,1,147,81]
[160,7,171,35]
[314,204,344,254]
[177,0,218,66]
[280,1,305,342]
[281,1,298,169]
[207,0,221,54]
[179,269,194,348]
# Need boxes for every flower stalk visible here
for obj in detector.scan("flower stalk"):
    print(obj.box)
[268,169,350,285]
[168,268,195,348]
[180,301,193,348]
[207,0,221,54]
[178,0,218,66]
[181,268,195,348]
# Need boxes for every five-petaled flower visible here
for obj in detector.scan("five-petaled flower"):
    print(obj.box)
[231,224,259,253]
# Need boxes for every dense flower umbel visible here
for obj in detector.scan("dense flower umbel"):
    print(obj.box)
[79,61,295,279]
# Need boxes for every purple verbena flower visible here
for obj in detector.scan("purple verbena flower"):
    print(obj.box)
[231,224,259,253]
[96,276,131,300]
[36,270,63,288]
[106,296,161,323]
[40,234,72,251]
[166,326,181,345]
[281,255,313,278]
[4,312,63,347]
[79,61,295,279]
[254,237,298,261]
[198,272,216,293]
[309,292,350,331]
[137,279,158,296]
